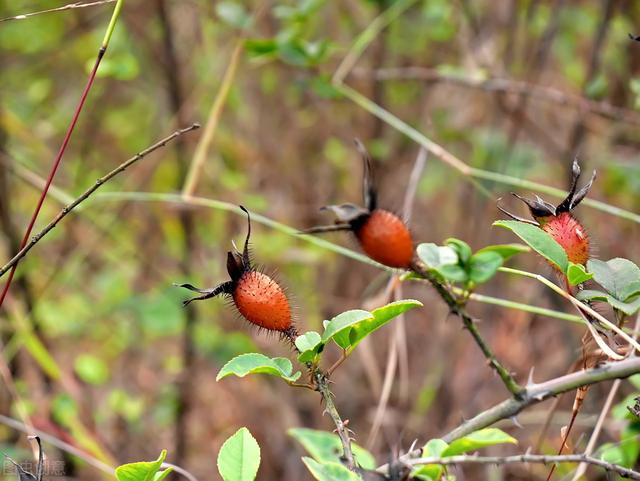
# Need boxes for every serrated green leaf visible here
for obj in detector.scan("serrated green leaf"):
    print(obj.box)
[588,258,640,301]
[468,251,503,284]
[346,300,422,350]
[295,331,323,363]
[416,243,458,268]
[435,264,468,283]
[445,238,472,264]
[475,243,530,261]
[567,262,593,286]
[301,457,362,481]
[442,428,517,456]
[216,353,301,382]
[217,427,260,481]
[411,439,449,481]
[493,220,568,273]
[289,428,375,470]
[322,310,373,349]
[577,290,640,316]
[115,450,172,481]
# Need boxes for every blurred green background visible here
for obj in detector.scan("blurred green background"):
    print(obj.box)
[1,0,640,479]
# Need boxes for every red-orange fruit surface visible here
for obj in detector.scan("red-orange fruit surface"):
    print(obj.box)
[541,212,590,266]
[232,271,292,331]
[355,209,414,268]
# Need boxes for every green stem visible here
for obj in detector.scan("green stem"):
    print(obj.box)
[333,0,419,84]
[101,0,124,48]
[499,267,640,355]
[335,84,640,224]
[465,291,582,323]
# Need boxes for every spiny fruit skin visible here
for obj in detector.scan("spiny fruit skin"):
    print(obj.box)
[355,210,414,268]
[500,158,595,269]
[233,271,292,331]
[175,206,295,336]
[540,212,590,266]
[304,139,415,269]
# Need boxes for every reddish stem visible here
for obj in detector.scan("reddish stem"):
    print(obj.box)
[0,47,106,309]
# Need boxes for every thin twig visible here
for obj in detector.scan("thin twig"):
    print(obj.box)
[499,267,640,355]
[0,0,116,22]
[0,414,199,481]
[375,356,640,474]
[411,261,523,396]
[0,124,200,278]
[181,40,244,197]
[571,313,640,480]
[393,453,640,480]
[0,0,125,309]
[314,370,356,470]
[357,67,640,126]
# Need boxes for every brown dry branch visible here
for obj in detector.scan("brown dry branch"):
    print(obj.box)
[0,124,200,278]
[395,453,640,480]
[376,356,640,475]
[313,370,357,471]
[356,67,640,126]
[411,261,523,396]
[0,0,116,23]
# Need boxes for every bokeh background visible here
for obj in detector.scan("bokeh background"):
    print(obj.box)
[1,0,640,479]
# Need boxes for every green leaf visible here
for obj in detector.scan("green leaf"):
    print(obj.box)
[493,220,568,273]
[289,428,375,470]
[435,264,468,283]
[445,238,472,264]
[411,439,448,481]
[475,243,530,261]
[468,251,503,284]
[74,354,109,385]
[347,300,422,350]
[567,262,593,286]
[115,450,172,481]
[216,353,301,382]
[322,310,373,349]
[442,428,517,456]
[244,39,278,59]
[295,331,323,363]
[217,427,260,481]
[577,290,640,316]
[416,243,458,268]
[216,2,252,29]
[588,258,640,301]
[301,457,361,481]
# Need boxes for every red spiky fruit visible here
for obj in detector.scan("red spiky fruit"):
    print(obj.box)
[355,209,414,268]
[233,271,292,332]
[499,158,596,270]
[175,206,296,339]
[304,139,415,269]
[540,212,590,266]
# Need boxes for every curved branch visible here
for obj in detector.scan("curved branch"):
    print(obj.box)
[400,453,640,480]
[0,124,200,279]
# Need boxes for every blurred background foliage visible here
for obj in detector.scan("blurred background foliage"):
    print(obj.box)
[1,0,640,479]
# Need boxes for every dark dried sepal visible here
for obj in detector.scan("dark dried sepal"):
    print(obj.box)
[512,193,556,218]
[174,281,234,306]
[3,436,43,481]
[556,158,596,213]
[496,197,540,225]
[354,138,377,212]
